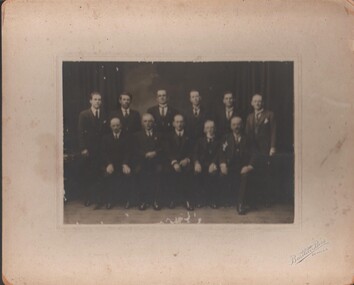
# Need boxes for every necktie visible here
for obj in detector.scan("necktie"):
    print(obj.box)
[161,107,165,117]
[95,110,99,119]
[256,112,261,123]
[115,134,118,140]
[194,109,199,117]
[227,110,232,120]
[123,110,127,117]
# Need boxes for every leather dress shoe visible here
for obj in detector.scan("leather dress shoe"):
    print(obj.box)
[138,202,147,211]
[153,201,161,210]
[185,201,194,211]
[168,201,175,209]
[124,201,131,209]
[237,203,246,215]
[84,200,91,207]
[106,203,112,209]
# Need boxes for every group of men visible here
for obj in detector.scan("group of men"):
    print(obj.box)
[77,88,276,215]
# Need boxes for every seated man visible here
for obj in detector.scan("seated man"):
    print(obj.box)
[193,120,220,209]
[219,116,256,215]
[101,117,132,209]
[165,114,194,211]
[133,113,164,210]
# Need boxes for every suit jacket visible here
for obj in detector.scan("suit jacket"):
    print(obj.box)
[245,110,276,154]
[133,130,163,163]
[147,105,179,134]
[78,108,108,154]
[165,131,193,163]
[109,109,141,135]
[101,132,130,169]
[214,107,241,138]
[184,104,211,141]
[193,136,220,167]
[219,133,256,168]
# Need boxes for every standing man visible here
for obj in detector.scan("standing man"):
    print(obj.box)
[219,117,256,215]
[101,117,133,209]
[110,92,141,135]
[78,91,108,206]
[165,114,194,210]
[193,120,220,208]
[214,91,241,138]
[184,89,210,143]
[147,89,179,136]
[133,113,164,210]
[245,94,276,206]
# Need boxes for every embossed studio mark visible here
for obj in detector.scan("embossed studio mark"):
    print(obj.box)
[291,240,329,265]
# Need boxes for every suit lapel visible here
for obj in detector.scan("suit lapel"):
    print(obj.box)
[228,134,235,156]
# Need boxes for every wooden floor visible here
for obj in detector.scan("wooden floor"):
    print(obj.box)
[64,200,294,224]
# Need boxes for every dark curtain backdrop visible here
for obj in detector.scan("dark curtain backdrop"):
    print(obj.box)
[63,61,293,153]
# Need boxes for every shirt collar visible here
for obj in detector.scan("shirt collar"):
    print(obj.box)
[255,108,264,116]
[225,106,234,112]
[91,107,100,114]
[175,129,184,136]
[159,104,168,109]
[113,131,121,137]
[121,107,130,114]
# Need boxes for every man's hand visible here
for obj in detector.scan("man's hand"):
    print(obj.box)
[220,163,228,175]
[240,165,254,175]
[122,164,131,175]
[173,163,182,173]
[194,162,202,174]
[81,149,89,157]
[180,158,190,168]
[106,164,114,175]
[208,163,217,174]
[145,151,157,159]
[269,147,276,156]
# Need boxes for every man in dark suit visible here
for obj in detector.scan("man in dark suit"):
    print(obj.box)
[110,92,141,135]
[133,113,164,210]
[165,114,194,210]
[245,94,276,206]
[193,120,220,208]
[78,91,109,206]
[184,89,211,143]
[219,116,256,215]
[147,89,179,136]
[214,91,241,138]
[100,117,133,209]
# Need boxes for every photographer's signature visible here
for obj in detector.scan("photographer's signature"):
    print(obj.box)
[291,239,329,265]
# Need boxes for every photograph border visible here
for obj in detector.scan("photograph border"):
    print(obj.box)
[56,53,302,230]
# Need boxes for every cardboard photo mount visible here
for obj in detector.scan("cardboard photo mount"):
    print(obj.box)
[2,0,354,284]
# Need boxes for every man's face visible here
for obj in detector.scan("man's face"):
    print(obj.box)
[119,95,131,109]
[223,93,234,108]
[204,121,215,136]
[173,115,184,131]
[251,95,263,111]
[142,114,154,131]
[90,94,102,109]
[230,117,242,133]
[110,118,122,133]
[156,90,167,105]
[190,91,201,106]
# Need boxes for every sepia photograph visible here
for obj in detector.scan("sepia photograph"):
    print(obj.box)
[63,61,294,224]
